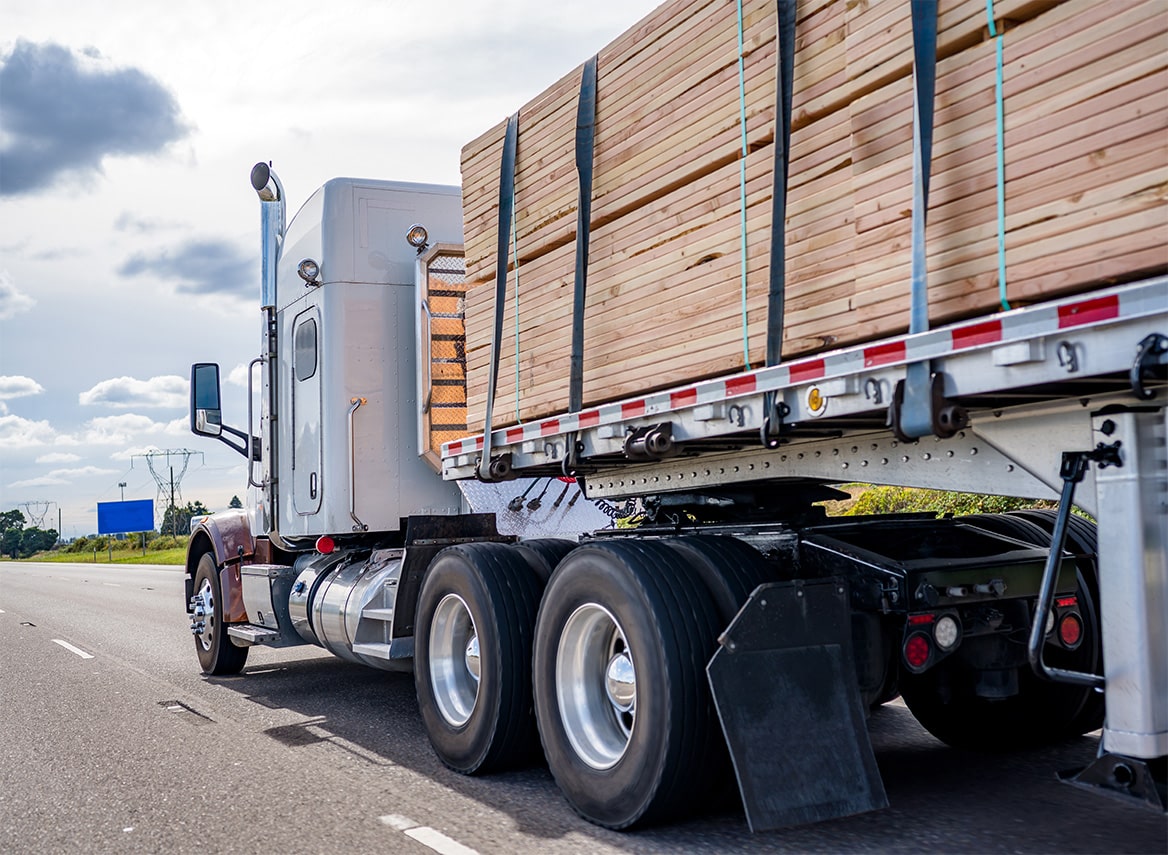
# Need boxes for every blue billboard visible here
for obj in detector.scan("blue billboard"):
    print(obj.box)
[97,499,155,534]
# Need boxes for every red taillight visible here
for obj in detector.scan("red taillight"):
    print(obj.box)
[1055,596,1078,609]
[904,633,932,670]
[1058,613,1083,648]
[315,535,335,555]
[908,613,936,626]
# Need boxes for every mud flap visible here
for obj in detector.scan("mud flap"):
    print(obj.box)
[707,579,887,831]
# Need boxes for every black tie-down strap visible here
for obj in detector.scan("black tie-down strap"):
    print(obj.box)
[890,0,967,441]
[761,0,797,448]
[766,0,796,369]
[478,112,519,482]
[569,55,598,416]
[564,56,598,476]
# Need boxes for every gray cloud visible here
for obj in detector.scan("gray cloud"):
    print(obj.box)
[118,239,252,297]
[114,212,184,234]
[0,40,190,196]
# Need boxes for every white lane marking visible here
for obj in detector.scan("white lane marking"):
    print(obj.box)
[379,815,479,855]
[381,815,415,831]
[405,827,479,855]
[103,582,121,587]
[52,639,95,659]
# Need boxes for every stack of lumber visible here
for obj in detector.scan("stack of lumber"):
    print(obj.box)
[460,0,1168,431]
[420,250,470,468]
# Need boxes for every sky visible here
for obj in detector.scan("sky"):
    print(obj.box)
[0,0,661,538]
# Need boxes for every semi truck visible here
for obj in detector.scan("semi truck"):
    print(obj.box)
[184,4,1167,833]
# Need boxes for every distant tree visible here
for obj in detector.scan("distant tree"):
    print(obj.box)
[228,495,243,509]
[20,528,58,557]
[1,509,26,559]
[162,500,212,536]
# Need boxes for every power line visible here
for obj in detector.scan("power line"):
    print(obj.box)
[131,449,204,535]
[19,500,54,528]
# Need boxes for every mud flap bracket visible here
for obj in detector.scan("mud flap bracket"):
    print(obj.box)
[707,579,888,831]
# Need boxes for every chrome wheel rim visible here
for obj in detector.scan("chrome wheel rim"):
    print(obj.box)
[429,593,480,727]
[192,577,215,652]
[556,603,636,770]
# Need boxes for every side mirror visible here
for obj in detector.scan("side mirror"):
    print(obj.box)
[190,363,223,437]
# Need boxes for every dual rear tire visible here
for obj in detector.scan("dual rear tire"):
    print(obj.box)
[413,535,772,829]
[414,542,544,774]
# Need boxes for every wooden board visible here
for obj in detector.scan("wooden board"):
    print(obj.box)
[461,0,1168,431]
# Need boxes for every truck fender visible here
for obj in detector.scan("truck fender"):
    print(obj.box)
[185,510,254,624]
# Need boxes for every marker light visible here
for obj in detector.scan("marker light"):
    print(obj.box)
[406,223,429,250]
[315,535,335,555]
[904,633,932,670]
[1058,613,1083,649]
[934,615,960,650]
[297,258,321,285]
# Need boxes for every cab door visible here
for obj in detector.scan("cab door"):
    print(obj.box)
[291,306,323,515]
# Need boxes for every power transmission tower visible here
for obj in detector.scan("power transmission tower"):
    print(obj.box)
[131,450,204,535]
[19,500,54,529]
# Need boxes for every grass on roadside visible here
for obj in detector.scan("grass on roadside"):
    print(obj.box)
[18,537,190,565]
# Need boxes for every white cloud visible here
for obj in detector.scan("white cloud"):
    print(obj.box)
[0,413,58,448]
[8,464,117,489]
[163,416,190,436]
[0,270,36,320]
[0,375,45,399]
[35,451,81,464]
[79,374,187,409]
[77,413,170,445]
[110,444,162,461]
[226,363,250,386]
[9,475,70,487]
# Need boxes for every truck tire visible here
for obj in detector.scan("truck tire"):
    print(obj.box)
[512,538,576,586]
[662,535,775,626]
[414,542,542,774]
[191,552,248,675]
[901,513,1103,750]
[532,540,723,829]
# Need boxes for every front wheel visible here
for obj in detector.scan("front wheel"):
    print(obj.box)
[190,553,248,675]
[533,540,723,829]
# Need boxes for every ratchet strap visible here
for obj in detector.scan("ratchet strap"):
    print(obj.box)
[766,0,797,368]
[760,0,797,448]
[908,0,937,338]
[890,0,955,442]
[569,55,598,415]
[478,112,519,481]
